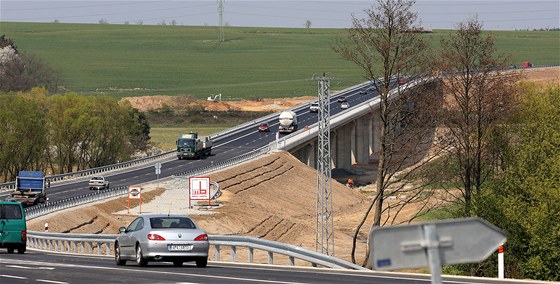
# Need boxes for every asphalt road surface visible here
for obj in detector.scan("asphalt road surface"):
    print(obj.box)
[0,250,537,284]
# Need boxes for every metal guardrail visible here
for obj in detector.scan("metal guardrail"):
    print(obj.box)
[24,186,129,220]
[0,151,176,192]
[0,127,237,193]
[26,231,366,270]
[23,146,271,221]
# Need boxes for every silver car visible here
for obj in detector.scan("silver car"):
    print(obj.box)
[115,214,209,267]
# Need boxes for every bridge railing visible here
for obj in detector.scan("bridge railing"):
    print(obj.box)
[26,231,366,270]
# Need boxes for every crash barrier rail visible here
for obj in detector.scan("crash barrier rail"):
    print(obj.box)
[0,131,233,193]
[173,145,270,177]
[24,147,270,221]
[26,231,366,270]
[24,185,129,221]
[274,76,441,152]
[0,151,175,193]
[208,82,364,141]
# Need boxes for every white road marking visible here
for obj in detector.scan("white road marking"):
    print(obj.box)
[0,259,311,284]
[37,280,69,284]
[1,274,27,279]
[6,265,55,270]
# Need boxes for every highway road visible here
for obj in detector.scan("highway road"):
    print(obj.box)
[1,83,379,204]
[0,250,537,284]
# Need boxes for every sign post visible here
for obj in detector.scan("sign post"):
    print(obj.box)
[155,163,161,189]
[370,217,506,284]
[189,176,210,208]
[127,186,142,214]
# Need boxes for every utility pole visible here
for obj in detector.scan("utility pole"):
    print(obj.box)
[217,0,224,42]
[315,74,334,256]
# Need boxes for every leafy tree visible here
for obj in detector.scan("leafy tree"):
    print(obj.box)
[489,83,560,281]
[0,94,48,181]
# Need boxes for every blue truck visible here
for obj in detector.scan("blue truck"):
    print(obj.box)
[8,171,48,207]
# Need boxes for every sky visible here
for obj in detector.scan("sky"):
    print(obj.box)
[1,0,559,30]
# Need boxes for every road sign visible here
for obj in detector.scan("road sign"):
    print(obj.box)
[155,163,161,175]
[128,186,142,199]
[370,217,506,280]
[189,176,210,202]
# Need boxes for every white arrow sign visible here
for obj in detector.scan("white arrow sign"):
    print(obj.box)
[370,217,506,283]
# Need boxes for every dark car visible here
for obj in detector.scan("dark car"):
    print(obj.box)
[337,96,347,103]
[258,123,270,132]
[115,214,209,267]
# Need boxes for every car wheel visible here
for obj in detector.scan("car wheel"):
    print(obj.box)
[7,247,14,254]
[173,261,183,267]
[136,245,148,267]
[17,244,25,254]
[115,243,126,266]
[196,257,207,268]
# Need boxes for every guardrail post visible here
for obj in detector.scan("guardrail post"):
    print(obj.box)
[248,247,254,263]
[214,245,221,261]
[289,256,295,266]
[107,242,113,256]
[231,245,237,262]
[268,251,273,265]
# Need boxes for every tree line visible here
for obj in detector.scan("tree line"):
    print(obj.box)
[0,89,150,181]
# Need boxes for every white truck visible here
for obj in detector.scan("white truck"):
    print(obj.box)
[88,176,109,190]
[278,110,298,133]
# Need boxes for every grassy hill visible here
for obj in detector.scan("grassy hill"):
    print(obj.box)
[1,22,558,99]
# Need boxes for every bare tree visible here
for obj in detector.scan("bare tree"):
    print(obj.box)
[304,19,312,28]
[333,0,440,266]
[434,18,520,217]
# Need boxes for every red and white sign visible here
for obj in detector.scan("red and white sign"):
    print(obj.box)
[189,177,210,200]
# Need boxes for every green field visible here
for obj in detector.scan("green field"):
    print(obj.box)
[150,125,235,150]
[1,22,558,99]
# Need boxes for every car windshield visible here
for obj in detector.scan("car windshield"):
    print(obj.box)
[177,139,195,147]
[260,123,268,127]
[91,177,103,181]
[150,217,195,229]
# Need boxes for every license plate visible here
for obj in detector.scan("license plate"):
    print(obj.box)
[168,244,193,251]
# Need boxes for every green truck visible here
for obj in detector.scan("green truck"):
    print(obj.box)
[176,132,213,159]
[0,201,27,254]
